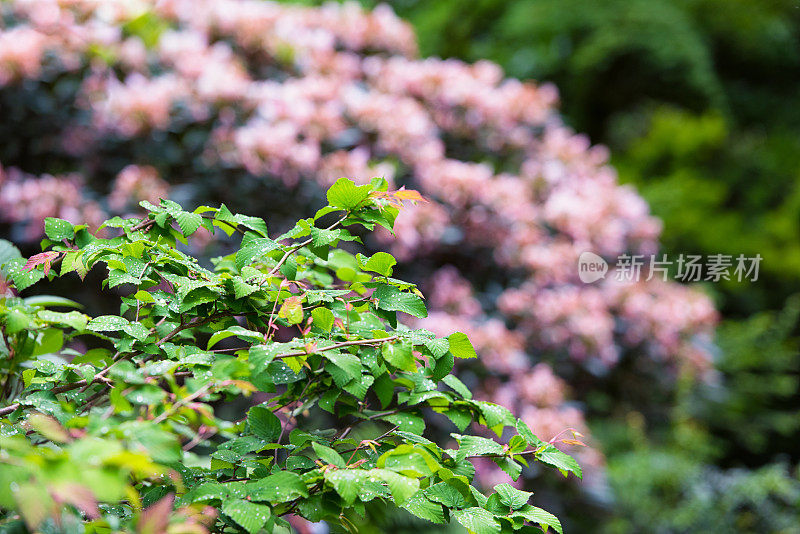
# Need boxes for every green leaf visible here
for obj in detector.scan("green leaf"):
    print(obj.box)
[207,326,263,349]
[373,373,395,408]
[318,389,339,413]
[362,252,396,276]
[325,469,370,504]
[278,296,304,325]
[37,310,88,331]
[424,482,469,508]
[312,442,346,468]
[326,177,371,210]
[310,227,358,247]
[32,328,63,356]
[383,412,425,434]
[175,211,202,236]
[0,239,21,275]
[87,315,129,332]
[247,471,308,503]
[311,307,334,332]
[516,420,544,448]
[374,284,427,318]
[44,217,74,241]
[123,322,150,342]
[536,446,582,479]
[448,332,477,359]
[221,499,270,534]
[25,296,83,309]
[234,215,268,237]
[442,374,472,399]
[424,337,450,358]
[247,405,281,442]
[494,456,523,481]
[5,257,44,290]
[382,340,416,372]
[454,435,504,461]
[235,237,279,270]
[513,505,563,534]
[442,408,472,432]
[401,491,446,524]
[232,277,258,299]
[494,483,532,510]
[452,507,501,534]
[324,351,362,380]
[370,469,419,506]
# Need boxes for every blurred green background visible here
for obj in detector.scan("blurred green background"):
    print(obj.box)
[349,0,800,530]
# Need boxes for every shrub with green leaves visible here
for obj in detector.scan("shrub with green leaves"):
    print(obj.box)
[0,178,579,533]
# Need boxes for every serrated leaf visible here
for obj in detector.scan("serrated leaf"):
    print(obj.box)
[37,310,88,331]
[362,252,396,276]
[0,239,21,275]
[312,442,346,468]
[424,337,450,358]
[448,332,477,359]
[326,177,372,210]
[5,257,44,290]
[454,435,504,461]
[370,469,419,506]
[278,296,304,325]
[44,217,74,241]
[442,374,472,399]
[383,412,425,434]
[374,285,427,318]
[311,307,334,332]
[247,471,308,503]
[382,340,416,372]
[324,351,362,380]
[235,237,279,270]
[536,446,582,479]
[221,499,270,534]
[310,227,358,247]
[325,469,370,505]
[402,491,446,524]
[424,482,469,508]
[494,456,523,481]
[87,315,129,332]
[453,507,501,534]
[513,505,563,534]
[247,405,281,442]
[516,420,545,448]
[494,483,532,510]
[122,321,150,341]
[175,211,202,236]
[207,326,263,349]
[476,401,515,430]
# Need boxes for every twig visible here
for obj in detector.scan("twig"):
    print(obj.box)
[152,383,213,424]
[275,336,397,359]
[267,215,347,277]
[0,376,112,416]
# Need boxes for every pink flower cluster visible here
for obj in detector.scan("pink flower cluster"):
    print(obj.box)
[0,165,105,241]
[0,0,719,487]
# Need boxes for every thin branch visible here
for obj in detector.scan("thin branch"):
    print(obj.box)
[275,336,397,359]
[0,376,112,416]
[268,214,347,277]
[152,383,213,424]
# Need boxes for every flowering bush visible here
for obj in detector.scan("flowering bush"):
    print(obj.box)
[0,0,717,497]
